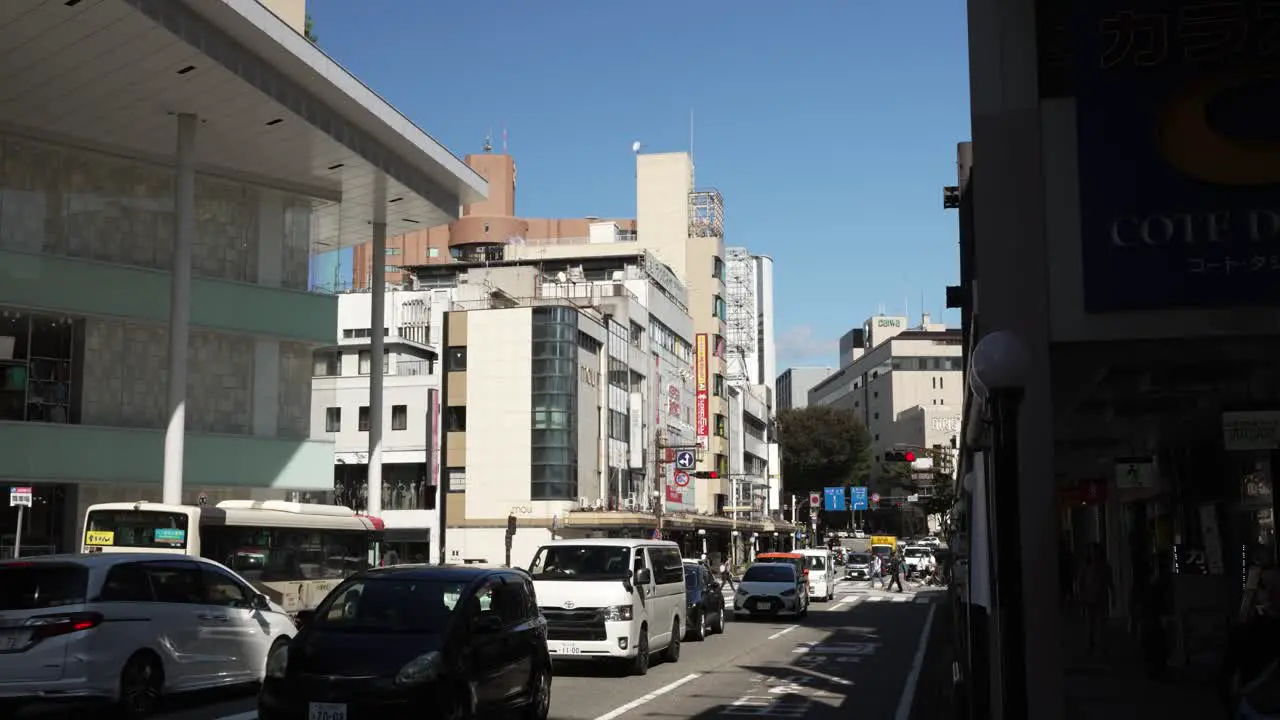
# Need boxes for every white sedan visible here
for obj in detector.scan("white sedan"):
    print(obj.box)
[733,564,808,618]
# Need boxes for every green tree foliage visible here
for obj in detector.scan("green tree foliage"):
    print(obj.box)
[776,406,873,495]
[304,14,318,43]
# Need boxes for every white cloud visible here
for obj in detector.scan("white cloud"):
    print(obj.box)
[776,324,838,366]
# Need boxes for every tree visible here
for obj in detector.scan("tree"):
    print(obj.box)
[304,14,318,43]
[776,406,873,496]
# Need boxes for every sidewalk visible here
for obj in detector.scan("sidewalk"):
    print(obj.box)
[909,593,957,720]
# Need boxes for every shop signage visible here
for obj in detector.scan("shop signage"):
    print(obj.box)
[579,365,600,388]
[695,333,709,447]
[1074,0,1280,311]
[875,318,903,328]
[628,394,644,469]
[1223,411,1280,451]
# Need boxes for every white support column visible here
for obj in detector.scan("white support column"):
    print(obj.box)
[162,113,197,506]
[367,222,387,517]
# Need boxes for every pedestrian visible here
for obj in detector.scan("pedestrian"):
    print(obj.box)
[720,560,736,590]
[888,552,904,592]
[870,554,885,589]
[1076,542,1113,656]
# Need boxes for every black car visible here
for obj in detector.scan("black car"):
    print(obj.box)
[259,565,551,720]
[683,563,726,641]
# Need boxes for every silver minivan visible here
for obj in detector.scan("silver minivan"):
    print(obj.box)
[0,553,296,718]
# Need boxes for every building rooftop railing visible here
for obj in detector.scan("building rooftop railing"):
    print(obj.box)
[449,294,607,323]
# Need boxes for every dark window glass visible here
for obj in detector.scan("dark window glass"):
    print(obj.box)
[85,510,190,550]
[530,308,577,501]
[314,577,467,632]
[446,347,467,371]
[143,562,203,604]
[200,566,252,608]
[742,565,796,583]
[446,406,466,431]
[99,563,154,602]
[202,526,371,582]
[358,406,370,431]
[651,548,684,585]
[0,564,88,609]
[530,545,631,580]
[391,404,407,431]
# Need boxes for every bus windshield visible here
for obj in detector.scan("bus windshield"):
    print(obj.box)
[85,510,190,550]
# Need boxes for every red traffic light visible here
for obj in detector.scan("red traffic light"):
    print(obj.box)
[904,451,916,463]
[693,470,719,479]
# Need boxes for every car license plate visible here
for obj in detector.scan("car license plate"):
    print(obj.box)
[0,631,30,651]
[308,702,347,720]
[751,600,770,610]
[550,641,580,655]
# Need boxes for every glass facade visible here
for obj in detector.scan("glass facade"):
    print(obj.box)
[531,307,578,500]
[0,133,315,289]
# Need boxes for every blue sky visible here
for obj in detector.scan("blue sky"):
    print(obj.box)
[308,0,971,368]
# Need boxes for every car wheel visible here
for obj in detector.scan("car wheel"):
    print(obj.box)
[630,627,650,676]
[522,664,551,720]
[663,619,682,663]
[117,652,163,720]
[263,637,288,681]
[690,610,707,641]
[713,608,726,634]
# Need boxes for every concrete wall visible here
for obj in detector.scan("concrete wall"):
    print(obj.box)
[463,308,533,520]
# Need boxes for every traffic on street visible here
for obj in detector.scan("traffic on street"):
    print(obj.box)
[14,579,940,720]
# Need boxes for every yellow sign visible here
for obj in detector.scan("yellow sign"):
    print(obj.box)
[869,535,897,550]
[85,530,115,546]
[695,334,708,392]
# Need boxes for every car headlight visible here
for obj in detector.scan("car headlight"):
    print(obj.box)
[395,651,443,686]
[781,589,796,597]
[265,643,289,679]
[603,605,634,622]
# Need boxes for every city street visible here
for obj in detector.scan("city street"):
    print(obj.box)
[21,581,942,720]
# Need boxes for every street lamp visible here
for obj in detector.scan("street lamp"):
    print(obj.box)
[697,528,707,559]
[971,329,1030,720]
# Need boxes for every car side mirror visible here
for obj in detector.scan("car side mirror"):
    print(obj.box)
[252,594,271,611]
[634,568,653,585]
[294,609,315,629]
[472,614,503,634]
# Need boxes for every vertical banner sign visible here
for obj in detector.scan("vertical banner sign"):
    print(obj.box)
[695,333,709,449]
[427,389,440,486]
[628,392,644,469]
[1074,0,1280,312]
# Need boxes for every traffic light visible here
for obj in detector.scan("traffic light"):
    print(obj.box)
[885,450,917,463]
[506,514,517,537]
[693,470,719,479]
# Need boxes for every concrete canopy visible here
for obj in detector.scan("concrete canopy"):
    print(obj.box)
[0,0,487,250]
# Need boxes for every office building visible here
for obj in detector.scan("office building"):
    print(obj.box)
[776,367,837,411]
[0,0,484,556]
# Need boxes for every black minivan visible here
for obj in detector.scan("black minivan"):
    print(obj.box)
[259,565,551,720]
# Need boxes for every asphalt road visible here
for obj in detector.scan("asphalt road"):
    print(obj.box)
[20,580,942,720]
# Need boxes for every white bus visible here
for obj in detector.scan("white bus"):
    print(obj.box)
[81,500,385,613]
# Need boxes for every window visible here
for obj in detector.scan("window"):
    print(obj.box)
[714,414,727,438]
[712,295,726,320]
[446,347,467,371]
[99,563,153,602]
[384,265,400,273]
[445,406,466,432]
[713,256,725,281]
[313,350,340,377]
[713,374,726,397]
[325,407,341,432]
[391,405,408,431]
[446,467,466,492]
[359,350,389,375]
[385,247,402,256]
[203,527,372,581]
[313,578,465,632]
[429,248,440,258]
[650,547,684,585]
[493,577,532,626]
[200,566,252,608]
[85,510,190,550]
[0,564,89,609]
[530,307,578,500]
[142,561,203,604]
[359,406,370,431]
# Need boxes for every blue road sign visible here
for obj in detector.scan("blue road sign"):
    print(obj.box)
[850,486,869,511]
[823,487,847,512]
[675,451,696,470]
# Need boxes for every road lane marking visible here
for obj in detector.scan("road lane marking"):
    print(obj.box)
[214,713,257,720]
[892,595,909,603]
[894,603,938,720]
[594,672,702,720]
[767,624,798,640]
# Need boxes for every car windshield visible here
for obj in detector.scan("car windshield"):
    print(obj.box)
[743,565,795,583]
[808,556,827,571]
[528,545,631,580]
[312,577,466,633]
[849,554,871,565]
[0,564,89,610]
[906,548,932,558]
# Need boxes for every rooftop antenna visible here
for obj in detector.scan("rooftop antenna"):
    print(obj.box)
[502,123,508,154]
[483,129,492,153]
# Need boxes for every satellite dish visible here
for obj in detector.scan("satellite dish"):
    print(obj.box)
[631,141,642,153]
[556,271,568,283]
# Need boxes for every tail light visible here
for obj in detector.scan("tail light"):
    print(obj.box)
[27,612,103,640]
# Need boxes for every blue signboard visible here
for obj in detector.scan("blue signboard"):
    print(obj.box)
[823,487,847,512]
[1074,0,1280,311]
[850,486,869,511]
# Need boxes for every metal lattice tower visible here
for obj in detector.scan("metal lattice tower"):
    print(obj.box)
[689,189,724,238]
[724,247,757,385]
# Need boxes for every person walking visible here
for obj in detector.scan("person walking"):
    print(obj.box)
[720,560,736,590]
[887,551,904,592]
[869,554,885,589]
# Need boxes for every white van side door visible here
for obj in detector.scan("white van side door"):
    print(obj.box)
[648,546,685,646]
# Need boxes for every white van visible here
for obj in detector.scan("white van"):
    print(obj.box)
[0,553,295,718]
[528,539,685,676]
[800,548,836,601]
